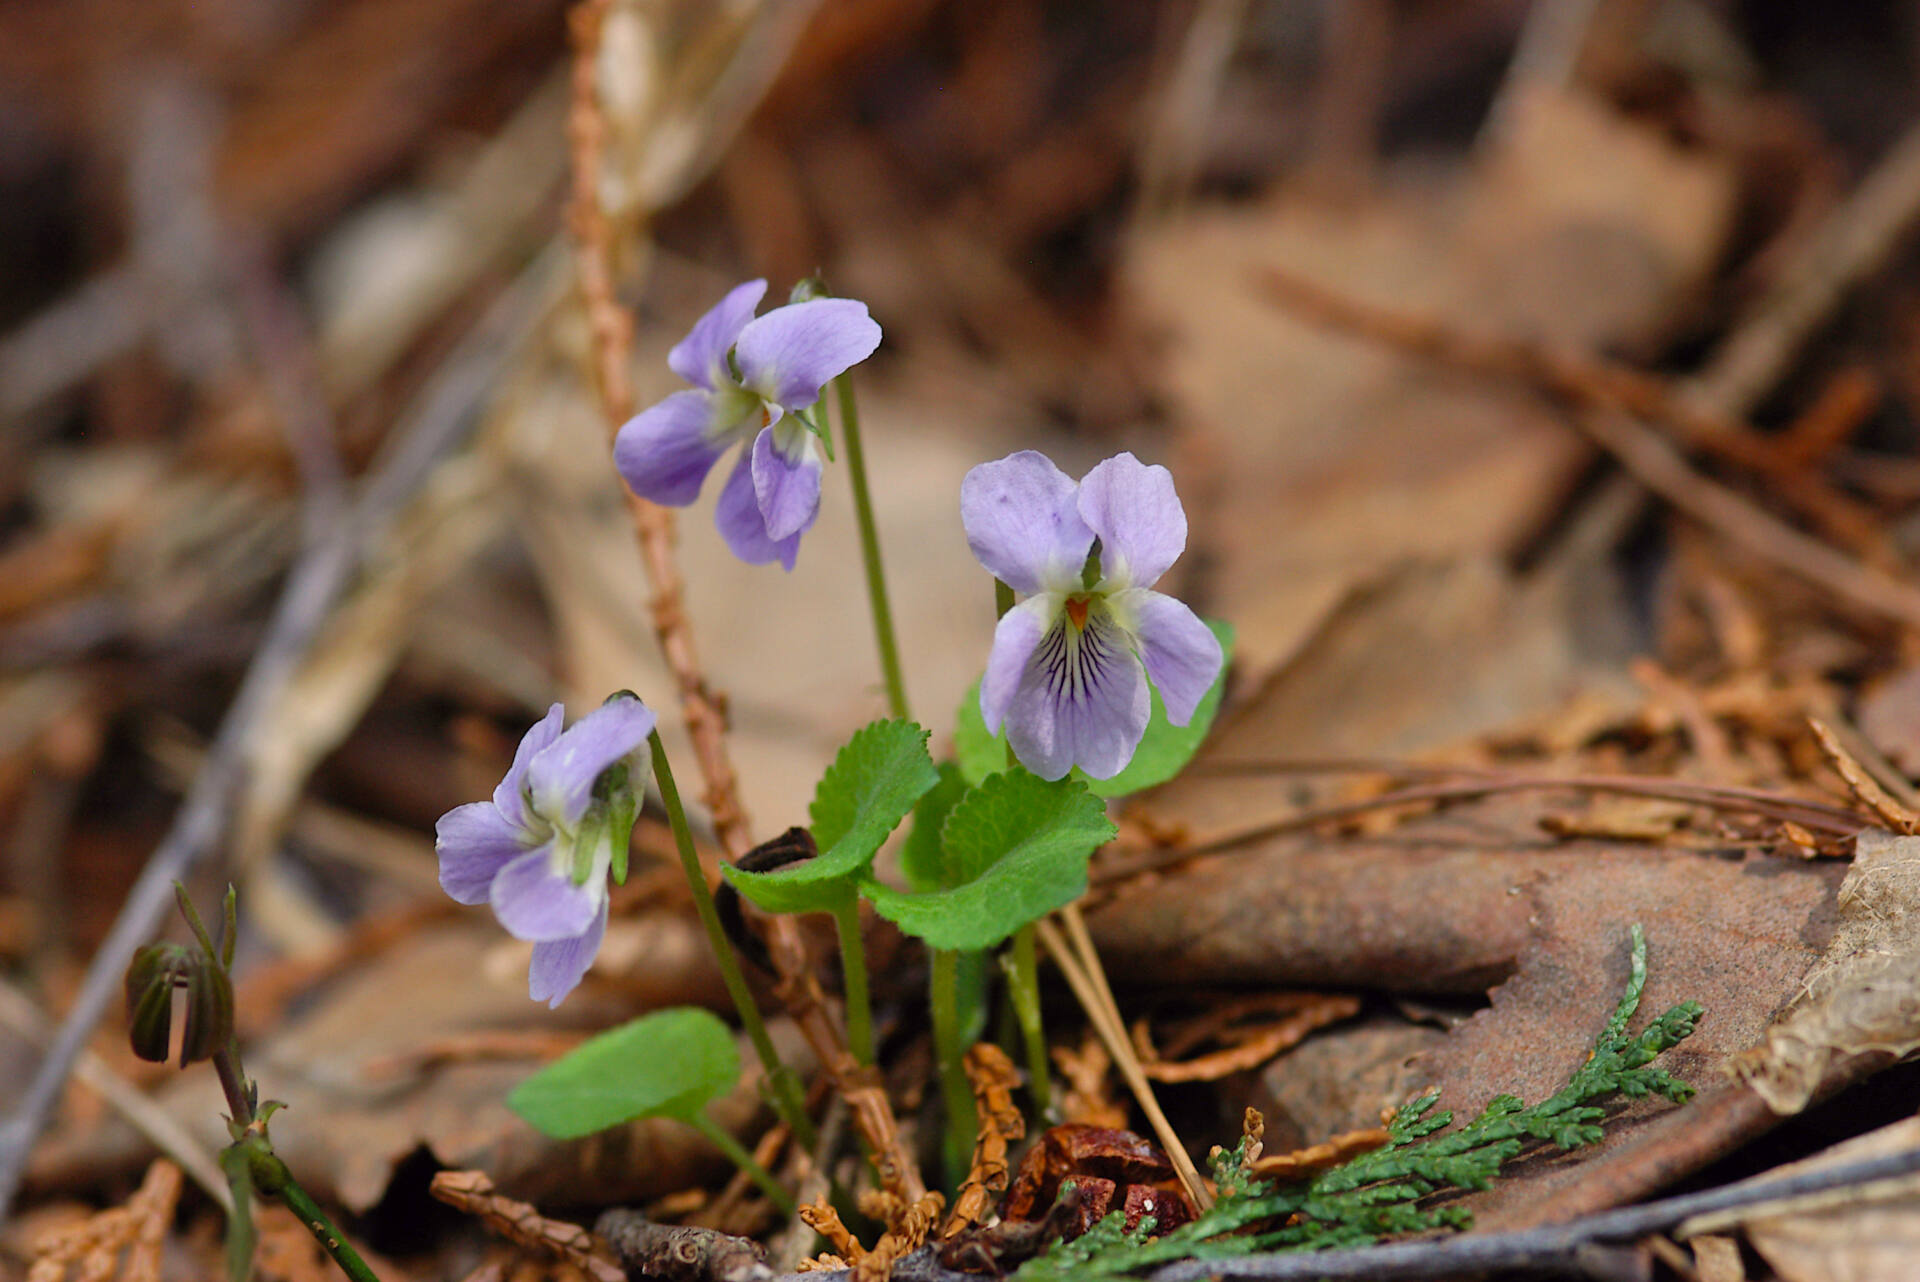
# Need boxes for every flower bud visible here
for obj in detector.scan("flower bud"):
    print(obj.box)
[124,942,234,1066]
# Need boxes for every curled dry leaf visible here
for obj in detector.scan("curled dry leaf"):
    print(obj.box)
[1002,1125,1195,1238]
[1731,829,1920,1114]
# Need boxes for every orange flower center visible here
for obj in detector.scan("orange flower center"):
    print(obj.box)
[1065,596,1090,630]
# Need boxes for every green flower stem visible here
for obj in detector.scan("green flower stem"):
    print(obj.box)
[649,732,817,1149]
[929,948,978,1187]
[274,1168,384,1282]
[835,373,909,722]
[1003,924,1053,1117]
[989,579,1054,1117]
[688,1113,798,1217]
[829,895,875,1066]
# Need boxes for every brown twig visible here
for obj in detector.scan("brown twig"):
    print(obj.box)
[430,1170,625,1282]
[563,0,923,1205]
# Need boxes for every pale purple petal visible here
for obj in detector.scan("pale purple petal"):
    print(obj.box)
[733,298,881,411]
[493,704,566,832]
[715,450,801,570]
[613,391,731,505]
[529,898,609,1008]
[960,451,1092,594]
[490,847,602,941]
[667,279,766,391]
[981,596,1053,735]
[1004,613,1150,780]
[1118,588,1222,726]
[526,694,656,830]
[436,802,529,905]
[750,427,823,542]
[1077,452,1186,589]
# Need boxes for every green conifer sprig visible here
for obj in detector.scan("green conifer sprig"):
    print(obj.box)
[1014,926,1701,1281]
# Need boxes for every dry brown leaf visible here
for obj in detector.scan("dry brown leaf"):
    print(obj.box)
[1129,86,1734,677]
[1676,1116,1920,1282]
[1731,829,1920,1114]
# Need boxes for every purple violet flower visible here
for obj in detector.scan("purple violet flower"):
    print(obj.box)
[613,279,882,570]
[435,694,656,1007]
[961,451,1223,782]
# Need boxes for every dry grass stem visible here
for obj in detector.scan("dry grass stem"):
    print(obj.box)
[1036,914,1211,1212]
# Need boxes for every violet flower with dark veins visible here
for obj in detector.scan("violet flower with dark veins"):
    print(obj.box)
[435,694,655,1006]
[613,279,882,569]
[962,451,1222,781]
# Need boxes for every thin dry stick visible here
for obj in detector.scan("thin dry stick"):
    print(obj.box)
[563,0,923,1205]
[1035,917,1211,1212]
[1576,404,1920,632]
[1807,717,1920,835]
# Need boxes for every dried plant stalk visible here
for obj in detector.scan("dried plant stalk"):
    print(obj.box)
[943,1044,1027,1237]
[429,1169,625,1282]
[562,0,923,1204]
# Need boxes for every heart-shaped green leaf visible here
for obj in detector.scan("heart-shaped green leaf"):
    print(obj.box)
[724,719,938,915]
[899,761,969,892]
[862,770,1116,950]
[508,1006,739,1139]
[953,619,1234,797]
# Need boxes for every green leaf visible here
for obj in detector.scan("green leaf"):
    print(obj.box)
[954,682,1006,787]
[952,619,1235,796]
[724,719,938,914]
[509,1007,739,1139]
[899,761,969,892]
[1086,619,1234,797]
[862,771,1116,950]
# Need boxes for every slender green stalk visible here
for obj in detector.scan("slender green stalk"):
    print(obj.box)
[688,1114,798,1216]
[1003,924,1052,1117]
[990,578,1054,1115]
[836,373,909,721]
[275,1170,384,1282]
[929,949,978,1188]
[649,732,817,1148]
[827,895,876,1066]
